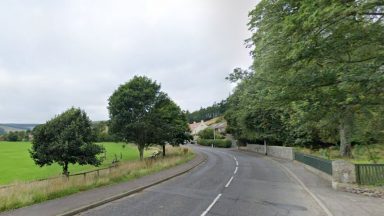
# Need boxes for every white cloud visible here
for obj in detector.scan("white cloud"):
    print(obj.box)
[0,0,259,123]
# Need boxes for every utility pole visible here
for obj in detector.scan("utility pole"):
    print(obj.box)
[264,139,267,155]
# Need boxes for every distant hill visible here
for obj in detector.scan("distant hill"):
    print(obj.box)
[0,124,38,133]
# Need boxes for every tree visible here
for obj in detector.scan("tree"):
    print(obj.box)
[109,76,164,159]
[152,96,190,156]
[247,0,384,157]
[198,128,215,139]
[30,108,105,176]
[187,100,227,123]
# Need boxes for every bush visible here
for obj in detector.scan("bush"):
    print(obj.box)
[197,128,224,139]
[197,139,231,148]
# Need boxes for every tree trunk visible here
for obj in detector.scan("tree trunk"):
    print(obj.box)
[339,108,353,157]
[162,144,166,157]
[63,162,69,176]
[138,145,144,160]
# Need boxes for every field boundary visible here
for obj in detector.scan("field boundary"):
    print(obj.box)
[58,151,207,216]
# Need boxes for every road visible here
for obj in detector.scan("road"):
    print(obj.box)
[78,146,325,216]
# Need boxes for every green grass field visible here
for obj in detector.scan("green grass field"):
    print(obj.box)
[0,141,155,185]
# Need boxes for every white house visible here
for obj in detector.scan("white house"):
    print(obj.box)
[189,120,208,136]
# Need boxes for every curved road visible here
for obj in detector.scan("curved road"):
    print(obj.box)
[78,146,324,216]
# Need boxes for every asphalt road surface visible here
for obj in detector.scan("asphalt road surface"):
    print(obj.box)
[78,146,324,216]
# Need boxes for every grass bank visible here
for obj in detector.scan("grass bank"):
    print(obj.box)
[295,144,384,164]
[0,141,155,184]
[0,146,194,212]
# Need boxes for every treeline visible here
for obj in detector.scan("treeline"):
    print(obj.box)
[0,122,119,142]
[92,121,120,142]
[0,130,32,141]
[187,100,227,123]
[29,76,191,175]
[225,1,384,157]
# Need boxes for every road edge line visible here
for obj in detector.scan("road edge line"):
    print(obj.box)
[58,152,208,216]
[268,158,334,216]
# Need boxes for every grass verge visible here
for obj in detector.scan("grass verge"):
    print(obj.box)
[0,146,194,212]
[295,143,384,164]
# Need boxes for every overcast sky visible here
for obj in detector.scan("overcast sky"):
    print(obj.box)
[0,0,259,123]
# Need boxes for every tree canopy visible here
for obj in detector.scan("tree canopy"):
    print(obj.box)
[226,0,384,156]
[30,108,105,176]
[108,76,190,159]
[187,100,227,123]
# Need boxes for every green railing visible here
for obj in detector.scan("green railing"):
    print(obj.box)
[294,152,333,175]
[356,164,384,185]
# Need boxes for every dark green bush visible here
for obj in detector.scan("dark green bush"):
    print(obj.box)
[197,139,231,148]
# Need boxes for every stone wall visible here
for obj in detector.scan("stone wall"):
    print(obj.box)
[247,144,265,154]
[267,146,294,160]
[245,144,294,160]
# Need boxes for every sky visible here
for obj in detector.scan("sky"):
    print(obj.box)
[0,0,259,123]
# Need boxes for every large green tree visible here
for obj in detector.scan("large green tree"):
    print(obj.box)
[152,96,190,156]
[246,0,384,156]
[108,76,189,159]
[30,108,105,176]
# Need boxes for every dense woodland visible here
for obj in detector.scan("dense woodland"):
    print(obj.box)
[187,100,227,123]
[225,0,384,157]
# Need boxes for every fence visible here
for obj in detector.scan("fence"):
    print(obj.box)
[356,164,384,185]
[0,163,120,190]
[294,152,333,175]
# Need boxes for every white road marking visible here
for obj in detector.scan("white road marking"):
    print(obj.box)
[269,159,334,216]
[236,160,239,166]
[225,176,234,188]
[234,167,238,174]
[201,194,222,216]
[233,156,237,161]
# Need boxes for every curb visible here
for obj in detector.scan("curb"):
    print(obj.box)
[264,157,334,216]
[58,152,208,216]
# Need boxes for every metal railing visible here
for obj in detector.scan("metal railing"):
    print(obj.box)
[294,152,333,175]
[356,164,384,185]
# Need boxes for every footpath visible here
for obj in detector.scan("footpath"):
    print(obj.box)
[0,152,206,216]
[238,150,384,216]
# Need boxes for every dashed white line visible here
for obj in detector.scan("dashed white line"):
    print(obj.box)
[235,160,239,166]
[234,167,238,174]
[201,193,222,216]
[225,176,234,188]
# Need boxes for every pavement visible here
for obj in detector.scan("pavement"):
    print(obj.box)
[270,154,384,216]
[2,145,383,216]
[0,150,206,216]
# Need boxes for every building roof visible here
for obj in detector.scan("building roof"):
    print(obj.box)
[189,120,207,132]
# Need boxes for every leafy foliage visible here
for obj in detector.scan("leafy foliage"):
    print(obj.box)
[0,130,32,142]
[151,95,191,156]
[108,76,190,159]
[92,121,119,142]
[226,0,384,156]
[187,100,227,123]
[197,127,224,140]
[30,108,105,176]
[197,139,232,148]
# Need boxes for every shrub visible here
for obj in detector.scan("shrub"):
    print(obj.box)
[197,139,231,148]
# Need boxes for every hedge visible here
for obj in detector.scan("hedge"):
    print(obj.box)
[197,139,232,148]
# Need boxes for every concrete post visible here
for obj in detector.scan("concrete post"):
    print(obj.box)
[332,160,356,189]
